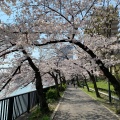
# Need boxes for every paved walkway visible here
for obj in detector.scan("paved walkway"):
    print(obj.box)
[53,85,120,120]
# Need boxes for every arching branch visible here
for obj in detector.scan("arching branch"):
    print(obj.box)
[33,39,120,97]
[0,49,19,58]
[0,58,27,92]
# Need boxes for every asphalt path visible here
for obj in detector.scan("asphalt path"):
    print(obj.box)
[53,85,120,120]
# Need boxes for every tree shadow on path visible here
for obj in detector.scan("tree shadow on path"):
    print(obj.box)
[53,87,119,120]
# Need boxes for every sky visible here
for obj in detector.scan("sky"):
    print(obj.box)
[0,9,15,23]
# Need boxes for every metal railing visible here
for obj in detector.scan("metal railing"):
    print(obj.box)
[89,88,119,101]
[0,90,38,120]
[0,85,55,120]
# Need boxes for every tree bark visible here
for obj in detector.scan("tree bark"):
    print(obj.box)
[22,49,49,113]
[49,72,60,97]
[113,66,120,83]
[82,75,89,92]
[35,71,49,113]
[76,75,80,87]
[87,71,100,97]
[58,72,63,91]
[54,74,60,97]
[62,75,66,84]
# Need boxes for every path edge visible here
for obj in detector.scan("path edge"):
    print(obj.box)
[80,88,120,120]
[50,92,65,120]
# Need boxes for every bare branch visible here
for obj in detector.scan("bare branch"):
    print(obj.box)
[82,0,97,20]
[0,49,19,58]
[44,5,72,24]
[0,46,14,54]
[0,59,27,92]
[21,76,36,89]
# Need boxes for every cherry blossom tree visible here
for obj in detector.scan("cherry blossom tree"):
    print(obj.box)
[0,0,120,102]
[0,23,50,113]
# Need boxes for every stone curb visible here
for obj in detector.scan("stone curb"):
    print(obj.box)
[50,92,65,120]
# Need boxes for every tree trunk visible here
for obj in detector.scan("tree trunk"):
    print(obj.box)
[114,66,120,83]
[83,75,89,92]
[62,76,66,84]
[76,76,80,87]
[54,74,60,97]
[22,49,49,113]
[92,75,100,98]
[35,72,49,113]
[58,72,63,91]
[87,71,100,97]
[49,72,60,97]
[95,75,98,82]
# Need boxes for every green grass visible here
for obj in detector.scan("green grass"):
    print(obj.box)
[88,80,114,91]
[28,90,65,120]
[81,87,120,114]
[87,80,117,97]
[28,106,51,120]
[28,99,60,120]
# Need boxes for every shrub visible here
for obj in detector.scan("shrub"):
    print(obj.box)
[115,103,120,114]
[29,106,50,120]
[29,106,41,119]
[47,98,56,103]
[116,109,120,114]
[41,115,50,120]
[59,84,66,91]
[46,88,58,101]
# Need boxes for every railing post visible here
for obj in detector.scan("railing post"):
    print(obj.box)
[7,97,14,120]
[27,93,30,113]
[36,91,40,106]
[108,80,112,103]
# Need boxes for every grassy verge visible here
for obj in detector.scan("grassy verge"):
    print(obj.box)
[28,89,65,120]
[28,106,51,120]
[87,80,117,96]
[28,100,60,120]
[80,87,120,115]
[88,80,114,91]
